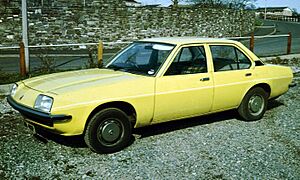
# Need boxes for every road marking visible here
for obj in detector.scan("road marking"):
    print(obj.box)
[255,25,276,28]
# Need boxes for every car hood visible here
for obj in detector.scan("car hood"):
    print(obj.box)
[22,69,141,94]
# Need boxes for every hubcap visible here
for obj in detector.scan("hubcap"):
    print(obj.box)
[98,120,122,143]
[248,95,264,115]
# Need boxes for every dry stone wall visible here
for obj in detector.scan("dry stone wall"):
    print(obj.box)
[0,0,255,49]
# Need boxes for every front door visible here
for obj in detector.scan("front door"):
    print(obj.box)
[153,45,214,123]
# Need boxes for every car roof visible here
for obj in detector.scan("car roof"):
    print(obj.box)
[140,37,238,45]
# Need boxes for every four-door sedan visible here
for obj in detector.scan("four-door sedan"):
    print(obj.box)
[8,37,293,153]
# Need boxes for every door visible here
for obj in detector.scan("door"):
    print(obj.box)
[209,45,254,111]
[153,45,214,123]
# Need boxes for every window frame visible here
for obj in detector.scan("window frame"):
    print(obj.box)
[162,44,209,76]
[106,41,176,77]
[209,44,254,72]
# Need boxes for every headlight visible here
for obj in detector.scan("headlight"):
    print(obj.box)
[11,84,18,96]
[34,95,53,113]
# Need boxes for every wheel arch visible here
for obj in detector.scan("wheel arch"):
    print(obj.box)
[249,83,271,96]
[237,84,270,121]
[240,83,271,105]
[84,101,137,133]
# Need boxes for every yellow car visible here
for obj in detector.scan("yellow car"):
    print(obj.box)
[8,37,293,153]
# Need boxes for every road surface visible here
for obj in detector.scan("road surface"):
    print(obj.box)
[0,20,299,73]
[252,20,300,57]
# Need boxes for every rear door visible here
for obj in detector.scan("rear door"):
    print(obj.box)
[209,44,254,111]
[153,44,214,123]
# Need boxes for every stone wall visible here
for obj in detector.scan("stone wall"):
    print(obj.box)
[0,0,255,49]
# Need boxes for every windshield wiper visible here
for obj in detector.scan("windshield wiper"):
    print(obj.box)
[107,64,123,71]
[107,64,145,75]
[120,68,146,75]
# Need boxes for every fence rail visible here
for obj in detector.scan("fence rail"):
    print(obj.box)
[228,34,289,40]
[0,46,20,50]
[0,34,290,50]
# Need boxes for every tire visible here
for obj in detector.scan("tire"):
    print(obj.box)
[84,108,132,154]
[238,87,268,121]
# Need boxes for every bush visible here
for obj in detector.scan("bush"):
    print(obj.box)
[0,70,24,85]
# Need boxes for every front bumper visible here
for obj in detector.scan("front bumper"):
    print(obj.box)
[7,96,72,127]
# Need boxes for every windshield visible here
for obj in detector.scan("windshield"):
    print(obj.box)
[106,42,175,76]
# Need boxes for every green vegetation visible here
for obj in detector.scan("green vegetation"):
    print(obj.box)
[0,68,84,85]
[267,57,300,66]
[255,18,263,26]
[185,0,257,9]
[0,71,25,85]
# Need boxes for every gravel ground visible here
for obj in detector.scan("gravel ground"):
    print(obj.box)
[0,62,299,179]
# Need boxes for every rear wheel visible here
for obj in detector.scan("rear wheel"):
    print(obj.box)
[238,87,268,121]
[84,108,132,154]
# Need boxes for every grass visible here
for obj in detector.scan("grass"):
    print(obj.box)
[0,71,25,85]
[255,18,263,26]
[266,57,300,66]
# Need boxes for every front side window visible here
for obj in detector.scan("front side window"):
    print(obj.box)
[106,42,175,76]
[165,46,207,75]
[210,45,252,72]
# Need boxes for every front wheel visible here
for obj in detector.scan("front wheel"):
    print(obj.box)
[84,108,132,154]
[238,87,268,121]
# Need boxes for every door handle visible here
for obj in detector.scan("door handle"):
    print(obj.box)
[245,73,252,77]
[200,77,210,81]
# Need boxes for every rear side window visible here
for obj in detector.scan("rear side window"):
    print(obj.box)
[210,45,252,72]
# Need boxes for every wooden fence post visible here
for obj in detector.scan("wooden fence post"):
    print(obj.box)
[19,42,26,76]
[97,40,103,68]
[287,32,292,54]
[250,33,254,52]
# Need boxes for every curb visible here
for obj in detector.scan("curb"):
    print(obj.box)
[267,23,276,36]
[269,27,277,36]
[254,23,276,36]
[0,84,13,96]
[260,54,300,61]
[261,54,300,74]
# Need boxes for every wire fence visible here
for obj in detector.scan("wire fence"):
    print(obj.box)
[0,34,297,74]
[0,41,130,73]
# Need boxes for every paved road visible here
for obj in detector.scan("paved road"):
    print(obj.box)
[0,20,299,73]
[252,20,300,57]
